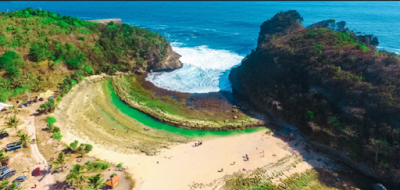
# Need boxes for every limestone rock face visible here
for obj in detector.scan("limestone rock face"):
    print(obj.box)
[146,45,182,72]
[257,10,304,46]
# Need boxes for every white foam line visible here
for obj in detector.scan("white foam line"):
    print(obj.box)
[146,45,244,93]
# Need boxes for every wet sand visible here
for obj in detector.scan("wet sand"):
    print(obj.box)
[55,75,189,155]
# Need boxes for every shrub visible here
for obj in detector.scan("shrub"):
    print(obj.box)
[29,42,54,62]
[306,110,314,120]
[70,140,79,150]
[46,116,57,125]
[0,35,7,46]
[0,51,24,77]
[85,144,93,152]
[103,163,110,169]
[53,126,60,133]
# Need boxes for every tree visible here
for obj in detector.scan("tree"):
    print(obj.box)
[87,174,105,190]
[3,115,22,134]
[46,116,57,126]
[0,150,9,162]
[17,132,31,148]
[117,163,122,171]
[370,139,390,163]
[0,128,6,134]
[66,164,87,189]
[51,132,63,145]
[5,182,22,190]
[70,140,79,151]
[0,180,8,190]
[47,98,57,113]
[306,110,314,120]
[0,51,24,78]
[392,128,399,143]
[29,42,54,62]
[54,152,65,171]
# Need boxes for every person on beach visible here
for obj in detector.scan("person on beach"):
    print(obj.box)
[34,184,37,188]
[242,168,246,171]
[97,116,100,122]
[231,161,235,165]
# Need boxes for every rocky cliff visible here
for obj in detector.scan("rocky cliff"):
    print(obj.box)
[229,10,400,187]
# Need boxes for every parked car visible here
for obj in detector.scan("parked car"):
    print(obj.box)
[0,166,16,180]
[5,145,21,152]
[13,176,26,182]
[39,97,44,101]
[32,167,41,176]
[0,133,8,139]
[49,96,54,99]
[6,142,20,148]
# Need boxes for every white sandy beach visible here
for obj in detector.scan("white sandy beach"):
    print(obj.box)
[62,128,330,190]
[54,75,331,190]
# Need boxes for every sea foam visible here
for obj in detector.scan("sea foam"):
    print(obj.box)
[146,44,243,93]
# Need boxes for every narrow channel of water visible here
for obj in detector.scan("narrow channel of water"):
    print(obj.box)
[106,80,265,138]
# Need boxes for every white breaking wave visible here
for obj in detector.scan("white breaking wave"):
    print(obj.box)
[377,46,400,55]
[146,44,244,93]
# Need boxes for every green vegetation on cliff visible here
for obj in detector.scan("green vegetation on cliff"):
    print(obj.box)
[0,8,179,102]
[230,10,400,181]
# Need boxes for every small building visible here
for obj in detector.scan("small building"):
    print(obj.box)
[105,176,121,189]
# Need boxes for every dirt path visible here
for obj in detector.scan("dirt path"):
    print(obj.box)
[22,104,55,189]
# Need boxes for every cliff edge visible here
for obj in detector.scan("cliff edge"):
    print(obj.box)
[229,10,400,187]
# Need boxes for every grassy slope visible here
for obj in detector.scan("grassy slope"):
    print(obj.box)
[231,11,400,180]
[0,8,171,102]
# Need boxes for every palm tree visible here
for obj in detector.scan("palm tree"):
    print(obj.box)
[51,132,62,145]
[3,115,22,134]
[0,127,6,134]
[54,152,66,171]
[17,132,31,148]
[0,179,9,189]
[0,150,9,162]
[66,164,87,189]
[87,174,105,190]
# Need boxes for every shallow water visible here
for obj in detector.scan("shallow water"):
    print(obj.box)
[107,80,265,138]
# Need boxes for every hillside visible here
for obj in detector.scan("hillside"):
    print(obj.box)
[229,10,400,185]
[0,8,181,102]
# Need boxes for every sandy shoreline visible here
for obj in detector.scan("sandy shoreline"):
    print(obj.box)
[63,127,331,190]
[54,74,333,190]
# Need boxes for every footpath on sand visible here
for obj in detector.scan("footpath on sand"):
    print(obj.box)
[22,104,55,189]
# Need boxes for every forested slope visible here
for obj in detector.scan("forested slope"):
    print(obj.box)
[230,10,400,184]
[0,8,181,102]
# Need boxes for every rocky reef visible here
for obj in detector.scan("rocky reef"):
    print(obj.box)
[110,74,265,131]
[229,10,400,187]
